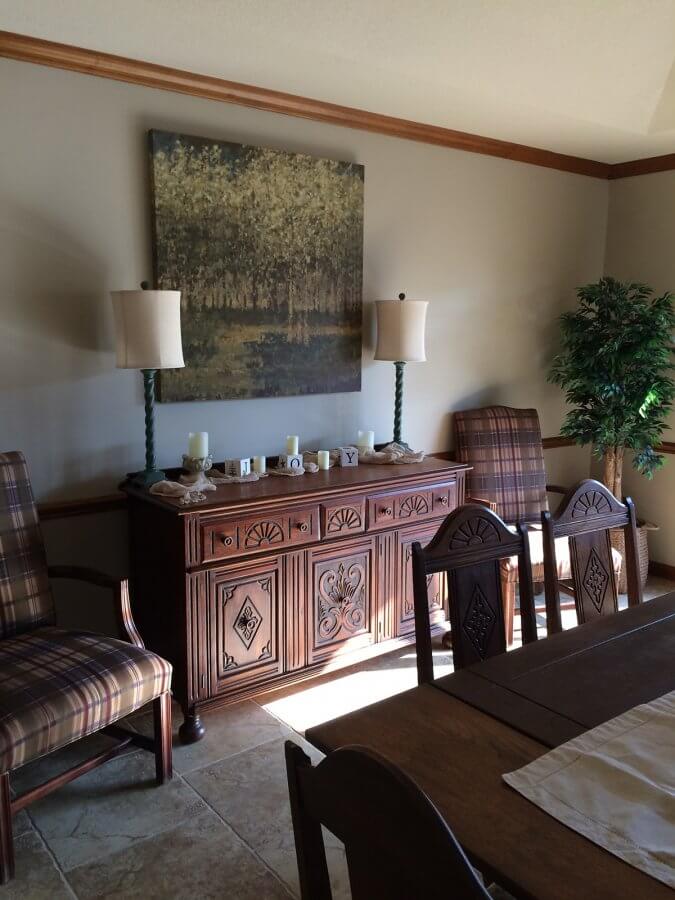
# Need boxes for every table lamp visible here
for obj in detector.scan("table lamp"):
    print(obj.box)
[111,285,184,486]
[375,293,428,447]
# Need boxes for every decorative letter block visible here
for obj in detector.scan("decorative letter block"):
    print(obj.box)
[278,453,304,471]
[339,446,359,467]
[224,458,251,477]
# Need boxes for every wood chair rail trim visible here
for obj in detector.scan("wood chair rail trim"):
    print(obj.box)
[2,28,671,181]
[30,438,675,521]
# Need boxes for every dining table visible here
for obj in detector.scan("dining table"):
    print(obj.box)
[305,592,675,900]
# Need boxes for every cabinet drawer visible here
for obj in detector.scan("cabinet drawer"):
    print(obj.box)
[321,498,365,537]
[201,506,320,562]
[367,480,457,531]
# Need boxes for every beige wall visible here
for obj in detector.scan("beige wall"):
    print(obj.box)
[0,57,607,510]
[605,172,675,566]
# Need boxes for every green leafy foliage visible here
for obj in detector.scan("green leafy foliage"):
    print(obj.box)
[549,277,675,480]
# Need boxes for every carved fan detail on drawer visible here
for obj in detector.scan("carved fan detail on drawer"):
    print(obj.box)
[398,494,429,518]
[245,520,285,547]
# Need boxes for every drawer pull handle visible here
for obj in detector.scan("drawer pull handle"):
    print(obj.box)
[297,522,309,533]
[383,506,393,516]
[220,535,234,547]
[439,496,448,506]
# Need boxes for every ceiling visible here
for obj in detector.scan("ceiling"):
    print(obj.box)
[3,0,675,163]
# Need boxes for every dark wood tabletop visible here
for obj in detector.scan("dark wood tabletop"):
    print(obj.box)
[436,591,675,747]
[306,593,675,900]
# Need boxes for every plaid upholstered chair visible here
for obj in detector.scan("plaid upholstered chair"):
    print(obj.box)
[453,406,622,644]
[0,451,173,884]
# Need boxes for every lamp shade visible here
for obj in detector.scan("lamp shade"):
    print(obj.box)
[374,298,428,362]
[111,290,185,369]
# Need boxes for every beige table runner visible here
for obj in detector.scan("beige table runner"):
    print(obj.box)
[504,690,675,889]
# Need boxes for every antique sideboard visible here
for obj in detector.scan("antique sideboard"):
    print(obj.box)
[122,457,468,742]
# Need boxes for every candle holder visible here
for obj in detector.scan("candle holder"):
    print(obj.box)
[182,454,214,475]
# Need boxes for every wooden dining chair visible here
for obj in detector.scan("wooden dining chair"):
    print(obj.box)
[453,405,571,643]
[412,504,537,682]
[542,479,643,634]
[285,740,490,900]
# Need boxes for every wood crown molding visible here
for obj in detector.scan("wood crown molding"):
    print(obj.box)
[608,154,675,180]
[1,31,673,179]
[0,30,611,179]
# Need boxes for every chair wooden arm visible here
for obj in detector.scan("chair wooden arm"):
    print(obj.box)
[466,495,498,513]
[47,565,144,650]
[546,483,568,495]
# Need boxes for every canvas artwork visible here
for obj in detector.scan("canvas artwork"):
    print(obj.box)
[148,129,364,401]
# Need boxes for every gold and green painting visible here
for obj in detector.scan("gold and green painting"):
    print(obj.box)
[148,129,364,401]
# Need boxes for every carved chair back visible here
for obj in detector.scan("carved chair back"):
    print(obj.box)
[412,505,536,680]
[454,406,548,523]
[0,451,54,640]
[285,740,490,900]
[542,479,642,634]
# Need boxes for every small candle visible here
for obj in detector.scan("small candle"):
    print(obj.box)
[317,450,330,470]
[358,429,375,450]
[286,435,299,455]
[188,431,208,458]
[253,455,266,474]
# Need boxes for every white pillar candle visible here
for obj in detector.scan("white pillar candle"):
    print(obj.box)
[253,455,266,474]
[317,450,330,470]
[286,435,299,455]
[188,431,208,458]
[358,430,375,450]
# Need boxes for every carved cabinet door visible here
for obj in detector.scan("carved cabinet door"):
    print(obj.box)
[308,537,376,665]
[208,559,283,694]
[398,526,447,637]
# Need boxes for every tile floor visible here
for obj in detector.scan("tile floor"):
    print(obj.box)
[6,577,674,899]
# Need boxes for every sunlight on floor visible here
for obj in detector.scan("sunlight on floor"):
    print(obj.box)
[263,653,450,732]
[263,578,674,735]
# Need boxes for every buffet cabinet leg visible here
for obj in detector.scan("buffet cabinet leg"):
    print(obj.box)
[178,707,206,744]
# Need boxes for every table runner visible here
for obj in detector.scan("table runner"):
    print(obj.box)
[503,690,675,889]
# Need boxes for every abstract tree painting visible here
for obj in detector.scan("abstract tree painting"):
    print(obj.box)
[148,130,364,401]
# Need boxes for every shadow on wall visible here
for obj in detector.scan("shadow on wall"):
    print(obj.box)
[43,509,130,637]
[1,197,111,365]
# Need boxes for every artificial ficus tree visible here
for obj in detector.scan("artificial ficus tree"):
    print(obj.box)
[549,277,675,499]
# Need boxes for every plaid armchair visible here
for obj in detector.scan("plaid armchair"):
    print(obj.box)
[453,407,621,644]
[0,451,173,884]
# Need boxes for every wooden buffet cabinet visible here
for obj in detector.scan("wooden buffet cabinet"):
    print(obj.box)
[122,458,468,742]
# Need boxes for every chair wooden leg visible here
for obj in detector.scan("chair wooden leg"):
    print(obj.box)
[153,692,173,786]
[0,773,14,885]
[502,580,515,647]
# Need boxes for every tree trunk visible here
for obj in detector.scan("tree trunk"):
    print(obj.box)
[602,446,624,499]
[614,446,624,500]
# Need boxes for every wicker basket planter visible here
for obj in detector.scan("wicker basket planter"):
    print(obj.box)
[610,522,656,593]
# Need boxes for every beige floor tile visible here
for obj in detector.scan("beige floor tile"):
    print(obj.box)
[187,736,350,898]
[66,809,290,899]
[1,831,73,900]
[21,750,208,872]
[131,699,291,775]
